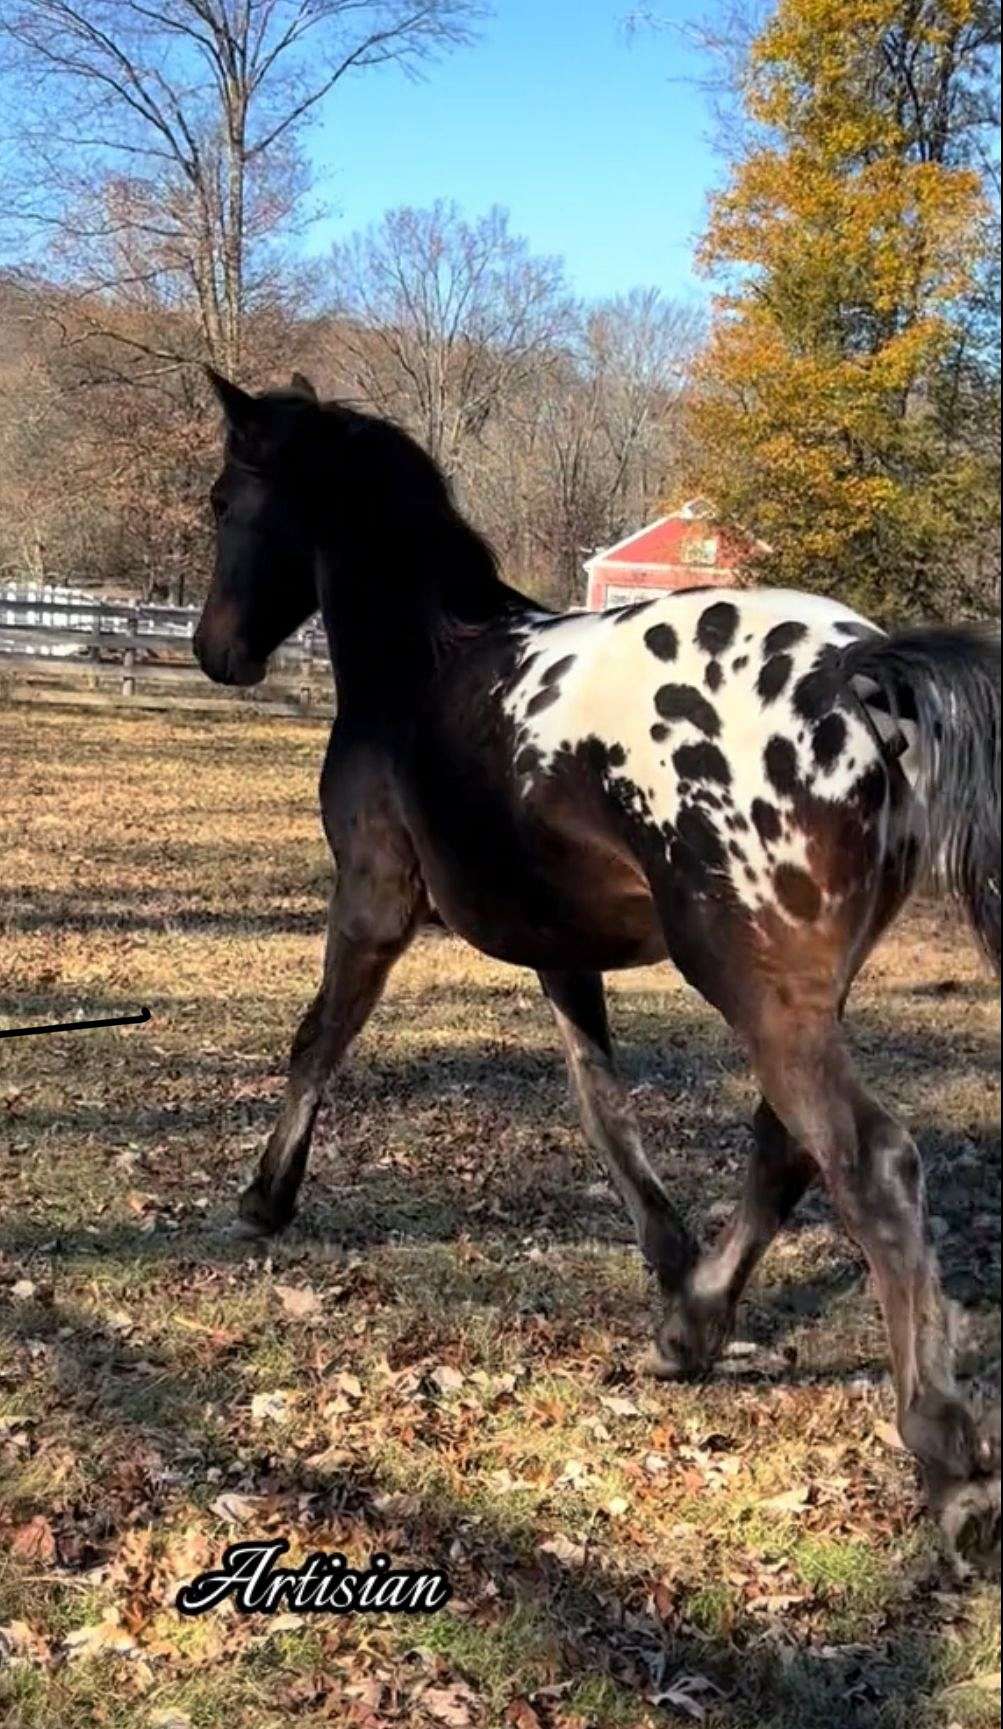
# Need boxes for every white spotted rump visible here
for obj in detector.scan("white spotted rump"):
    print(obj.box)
[499,588,901,924]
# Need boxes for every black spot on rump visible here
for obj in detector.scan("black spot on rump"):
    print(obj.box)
[672,740,732,786]
[731,654,749,672]
[812,711,847,773]
[654,684,721,737]
[852,761,887,814]
[705,660,723,692]
[505,651,539,694]
[674,804,727,875]
[756,653,792,704]
[644,622,678,661]
[763,620,808,657]
[541,654,576,684]
[751,797,782,845]
[793,644,843,722]
[650,722,669,742]
[526,684,561,718]
[764,735,800,797]
[696,601,739,655]
[773,862,822,922]
[607,743,626,768]
[515,745,541,775]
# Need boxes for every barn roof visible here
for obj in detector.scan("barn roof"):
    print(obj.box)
[585,501,759,572]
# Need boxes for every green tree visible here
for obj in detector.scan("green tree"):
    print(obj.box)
[685,0,1000,619]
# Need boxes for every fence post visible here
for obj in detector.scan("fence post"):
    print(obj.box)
[299,630,313,711]
[121,606,139,698]
[90,601,105,691]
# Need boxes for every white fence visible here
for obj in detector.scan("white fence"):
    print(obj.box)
[0,580,331,715]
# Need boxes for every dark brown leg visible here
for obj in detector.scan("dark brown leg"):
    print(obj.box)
[654,1099,817,1375]
[238,840,427,1234]
[755,1020,999,1574]
[540,969,698,1292]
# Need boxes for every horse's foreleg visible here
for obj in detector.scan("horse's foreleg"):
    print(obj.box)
[238,869,426,1235]
[539,969,698,1294]
[654,1099,817,1375]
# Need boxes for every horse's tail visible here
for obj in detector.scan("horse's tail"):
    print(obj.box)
[842,623,1001,974]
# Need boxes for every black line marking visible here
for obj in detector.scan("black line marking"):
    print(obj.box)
[0,1007,152,1041]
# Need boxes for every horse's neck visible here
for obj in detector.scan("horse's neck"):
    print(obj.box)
[316,519,529,719]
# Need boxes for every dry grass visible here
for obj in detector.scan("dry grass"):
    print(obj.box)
[0,702,999,1729]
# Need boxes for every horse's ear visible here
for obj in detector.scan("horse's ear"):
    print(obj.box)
[205,367,257,430]
[289,371,319,403]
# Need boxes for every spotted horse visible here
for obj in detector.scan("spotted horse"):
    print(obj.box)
[194,372,1001,1574]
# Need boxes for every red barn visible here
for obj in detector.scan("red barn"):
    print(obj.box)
[584,500,759,610]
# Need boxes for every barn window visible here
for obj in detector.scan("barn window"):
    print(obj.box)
[682,535,718,566]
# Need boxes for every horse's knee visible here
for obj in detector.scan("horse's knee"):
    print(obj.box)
[833,1115,925,1252]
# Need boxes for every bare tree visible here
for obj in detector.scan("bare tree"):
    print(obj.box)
[0,0,482,376]
[584,287,702,527]
[324,201,573,474]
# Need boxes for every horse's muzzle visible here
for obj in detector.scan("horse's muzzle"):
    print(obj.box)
[193,627,265,688]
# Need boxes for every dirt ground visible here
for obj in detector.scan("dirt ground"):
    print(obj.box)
[1,702,999,1729]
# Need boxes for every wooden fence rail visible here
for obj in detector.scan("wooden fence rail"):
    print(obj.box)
[0,591,332,717]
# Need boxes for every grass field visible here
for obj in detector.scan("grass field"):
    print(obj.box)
[0,703,999,1729]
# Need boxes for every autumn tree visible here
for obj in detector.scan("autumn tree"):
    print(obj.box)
[684,0,1000,618]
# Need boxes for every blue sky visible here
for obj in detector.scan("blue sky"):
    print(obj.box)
[308,1,718,305]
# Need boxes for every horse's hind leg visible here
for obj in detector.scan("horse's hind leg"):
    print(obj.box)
[654,1100,817,1375]
[757,1021,999,1574]
[540,970,699,1293]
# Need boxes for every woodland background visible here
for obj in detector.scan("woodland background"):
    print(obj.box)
[0,0,999,620]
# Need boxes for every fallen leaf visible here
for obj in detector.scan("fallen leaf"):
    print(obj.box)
[429,1364,465,1395]
[266,1612,305,1633]
[423,1684,476,1726]
[10,1279,36,1302]
[874,1419,905,1451]
[332,1370,363,1399]
[505,1701,544,1729]
[64,1618,137,1660]
[0,1619,51,1665]
[648,1673,723,1721]
[11,1515,56,1562]
[274,1283,322,1320]
[539,1533,587,1567]
[554,1458,588,1488]
[600,1394,642,1418]
[760,1485,811,1514]
[250,1389,296,1422]
[209,1491,266,1525]
[149,1711,194,1729]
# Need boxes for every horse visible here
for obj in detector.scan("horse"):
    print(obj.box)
[193,369,1001,1575]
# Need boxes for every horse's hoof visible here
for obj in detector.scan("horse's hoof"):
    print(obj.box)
[642,1342,690,1380]
[236,1182,294,1238]
[933,1401,1000,1581]
[940,1471,1001,1582]
[650,1294,732,1382]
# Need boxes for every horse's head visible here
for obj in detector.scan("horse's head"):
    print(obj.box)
[196,367,490,687]
[195,369,331,687]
